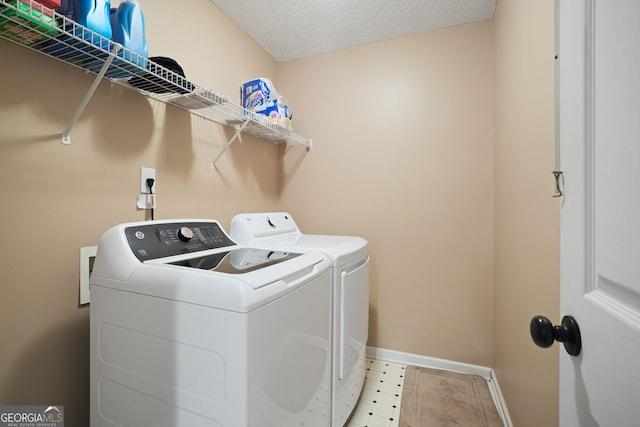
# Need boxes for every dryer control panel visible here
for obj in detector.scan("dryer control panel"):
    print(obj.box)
[230,212,300,243]
[125,221,236,261]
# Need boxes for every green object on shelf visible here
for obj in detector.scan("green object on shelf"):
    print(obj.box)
[0,0,60,46]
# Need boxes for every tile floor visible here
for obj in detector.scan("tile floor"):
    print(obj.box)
[345,358,406,427]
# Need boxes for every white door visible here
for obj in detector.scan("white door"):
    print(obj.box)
[556,0,640,425]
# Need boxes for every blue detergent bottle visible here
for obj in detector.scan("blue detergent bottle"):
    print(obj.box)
[73,0,112,49]
[110,0,148,67]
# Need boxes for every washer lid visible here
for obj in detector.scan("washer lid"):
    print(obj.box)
[168,248,301,274]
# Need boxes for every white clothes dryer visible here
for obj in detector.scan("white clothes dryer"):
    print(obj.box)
[230,212,369,427]
[90,219,332,427]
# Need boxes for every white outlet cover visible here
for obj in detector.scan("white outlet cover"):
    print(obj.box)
[80,246,97,305]
[137,193,156,210]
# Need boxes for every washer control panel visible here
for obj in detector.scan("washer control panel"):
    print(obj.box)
[125,221,236,261]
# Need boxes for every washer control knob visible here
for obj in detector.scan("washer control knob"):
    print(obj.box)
[177,226,194,242]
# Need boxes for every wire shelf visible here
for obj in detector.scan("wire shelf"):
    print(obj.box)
[0,0,311,156]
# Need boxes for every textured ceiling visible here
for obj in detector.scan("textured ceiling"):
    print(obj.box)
[210,0,496,62]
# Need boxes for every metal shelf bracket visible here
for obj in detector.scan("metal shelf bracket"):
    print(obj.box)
[61,44,120,145]
[211,119,251,169]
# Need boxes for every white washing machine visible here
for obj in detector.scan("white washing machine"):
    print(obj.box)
[90,219,332,427]
[230,212,369,427]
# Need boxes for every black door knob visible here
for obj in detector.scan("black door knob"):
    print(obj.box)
[530,315,582,356]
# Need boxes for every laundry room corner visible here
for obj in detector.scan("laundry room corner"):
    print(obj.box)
[1,0,561,424]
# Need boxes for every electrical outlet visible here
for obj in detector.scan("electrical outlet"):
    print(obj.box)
[140,167,156,193]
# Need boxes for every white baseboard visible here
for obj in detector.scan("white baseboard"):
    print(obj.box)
[366,346,492,379]
[487,370,513,427]
[366,346,513,427]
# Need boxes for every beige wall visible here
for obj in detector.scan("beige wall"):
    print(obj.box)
[0,1,281,425]
[277,21,495,367]
[0,1,559,425]
[493,0,559,426]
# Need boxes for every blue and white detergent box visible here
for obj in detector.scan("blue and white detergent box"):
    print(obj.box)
[242,78,293,130]
[243,78,272,111]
